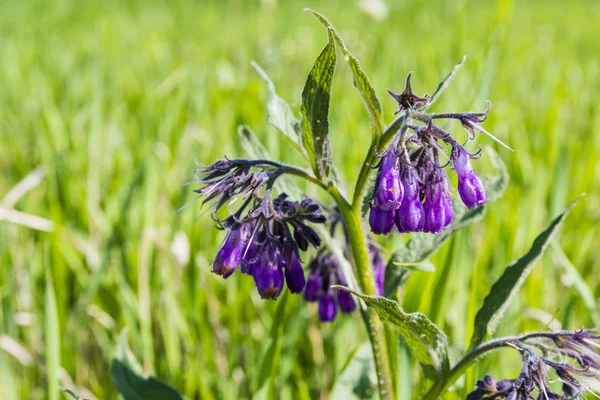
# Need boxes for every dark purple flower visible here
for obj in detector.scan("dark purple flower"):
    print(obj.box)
[305,252,357,322]
[451,144,487,209]
[337,289,356,313]
[369,206,395,235]
[252,248,284,300]
[318,294,337,322]
[284,253,306,294]
[304,274,322,302]
[373,153,403,211]
[213,228,244,278]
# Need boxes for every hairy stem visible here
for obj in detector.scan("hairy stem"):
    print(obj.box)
[335,195,394,400]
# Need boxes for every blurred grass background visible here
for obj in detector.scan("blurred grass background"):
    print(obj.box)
[0,0,599,398]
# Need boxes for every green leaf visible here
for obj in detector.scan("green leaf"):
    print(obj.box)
[237,124,270,160]
[331,342,378,400]
[300,27,337,180]
[425,56,466,109]
[306,9,384,141]
[111,330,184,400]
[337,287,450,378]
[251,61,305,156]
[469,197,581,349]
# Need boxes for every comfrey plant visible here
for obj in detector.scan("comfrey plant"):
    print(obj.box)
[180,10,591,400]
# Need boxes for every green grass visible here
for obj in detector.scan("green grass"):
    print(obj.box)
[0,0,599,398]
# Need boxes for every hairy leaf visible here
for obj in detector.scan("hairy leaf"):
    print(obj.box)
[111,330,183,400]
[337,287,450,378]
[469,197,581,349]
[301,28,337,180]
[251,61,305,156]
[307,8,384,141]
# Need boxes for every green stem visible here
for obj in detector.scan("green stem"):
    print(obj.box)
[332,188,395,400]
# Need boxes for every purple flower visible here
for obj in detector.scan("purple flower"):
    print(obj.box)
[423,170,453,233]
[452,144,487,209]
[252,247,284,300]
[213,228,244,278]
[337,289,356,313]
[396,166,424,232]
[369,207,395,235]
[304,274,322,302]
[284,253,306,294]
[318,294,337,322]
[305,252,356,322]
[373,153,403,211]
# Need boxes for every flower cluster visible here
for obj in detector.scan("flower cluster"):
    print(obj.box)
[305,252,356,322]
[468,330,600,399]
[369,75,491,235]
[191,159,327,300]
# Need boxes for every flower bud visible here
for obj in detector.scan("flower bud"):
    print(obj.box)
[318,293,337,322]
[369,207,395,235]
[451,145,487,209]
[213,229,244,278]
[252,250,284,300]
[457,171,487,209]
[374,153,403,211]
[423,187,446,234]
[284,253,306,294]
[337,289,356,313]
[304,274,322,302]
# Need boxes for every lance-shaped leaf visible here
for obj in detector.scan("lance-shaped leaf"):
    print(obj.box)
[251,61,305,156]
[306,8,384,141]
[301,28,337,181]
[469,197,581,349]
[110,330,184,400]
[336,287,450,378]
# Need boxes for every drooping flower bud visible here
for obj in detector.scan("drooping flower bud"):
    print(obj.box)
[252,249,284,300]
[213,227,245,278]
[373,153,403,211]
[304,274,322,302]
[423,186,446,234]
[337,289,356,313]
[451,145,487,209]
[396,166,424,232]
[284,252,306,294]
[369,206,396,235]
[318,293,337,322]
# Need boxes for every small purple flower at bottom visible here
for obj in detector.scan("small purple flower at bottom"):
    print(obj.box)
[284,253,306,294]
[369,207,395,235]
[318,294,337,322]
[305,252,356,322]
[337,289,356,313]
[369,243,386,296]
[252,249,284,300]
